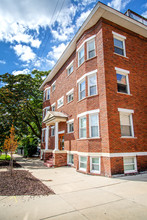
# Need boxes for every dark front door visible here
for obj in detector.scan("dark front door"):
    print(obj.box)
[58,134,64,150]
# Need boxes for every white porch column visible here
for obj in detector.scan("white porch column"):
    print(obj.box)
[45,126,49,150]
[55,122,59,150]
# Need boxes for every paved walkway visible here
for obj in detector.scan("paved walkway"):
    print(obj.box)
[0,155,147,220]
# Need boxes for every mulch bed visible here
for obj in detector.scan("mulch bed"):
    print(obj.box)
[0,160,22,169]
[0,170,55,196]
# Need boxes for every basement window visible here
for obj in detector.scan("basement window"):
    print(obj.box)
[90,157,100,174]
[124,157,137,173]
[79,156,87,171]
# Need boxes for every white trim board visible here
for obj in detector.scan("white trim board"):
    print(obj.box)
[66,151,147,157]
[77,69,97,84]
[77,109,100,118]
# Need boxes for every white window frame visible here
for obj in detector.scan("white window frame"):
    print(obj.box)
[43,106,50,119]
[115,67,130,95]
[68,154,74,165]
[66,60,74,76]
[87,39,96,59]
[78,45,84,67]
[79,116,87,139]
[123,157,137,173]
[88,73,97,96]
[78,78,86,101]
[67,119,74,133]
[51,103,56,111]
[57,96,64,109]
[89,113,99,138]
[52,81,56,92]
[112,31,126,57]
[118,108,134,138]
[79,156,87,171]
[46,88,50,100]
[66,88,74,103]
[90,157,101,174]
[42,128,46,143]
[51,126,55,136]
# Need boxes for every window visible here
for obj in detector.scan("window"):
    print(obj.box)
[43,91,46,101]
[124,157,137,173]
[78,46,84,66]
[47,88,50,100]
[79,116,86,138]
[68,154,74,165]
[89,113,99,137]
[116,67,130,94]
[68,65,73,75]
[42,128,46,142]
[113,32,126,56]
[79,79,85,100]
[51,126,55,136]
[87,39,95,59]
[67,89,74,103]
[88,73,97,96]
[51,103,56,111]
[43,107,50,119]
[90,157,100,174]
[79,156,87,171]
[52,81,56,92]
[57,96,64,108]
[68,122,74,133]
[118,109,134,137]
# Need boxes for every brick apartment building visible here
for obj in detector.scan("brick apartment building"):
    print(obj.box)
[39,2,147,177]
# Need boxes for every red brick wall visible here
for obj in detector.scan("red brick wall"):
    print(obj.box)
[137,156,147,172]
[110,157,124,175]
[53,152,67,167]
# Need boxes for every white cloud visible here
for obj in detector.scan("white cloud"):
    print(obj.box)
[142,11,147,18]
[108,0,131,11]
[13,44,36,62]
[47,43,69,61]
[76,10,91,28]
[12,68,30,76]
[0,60,6,64]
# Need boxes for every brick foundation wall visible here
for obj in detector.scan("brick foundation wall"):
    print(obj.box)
[110,157,124,175]
[137,156,147,172]
[53,152,67,167]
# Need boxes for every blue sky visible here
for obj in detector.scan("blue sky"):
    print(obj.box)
[0,0,146,77]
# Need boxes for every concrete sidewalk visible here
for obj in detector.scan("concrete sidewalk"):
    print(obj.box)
[0,155,147,220]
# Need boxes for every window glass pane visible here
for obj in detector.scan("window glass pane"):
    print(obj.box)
[81,117,86,127]
[80,162,87,169]
[80,128,86,138]
[92,164,99,170]
[92,157,99,164]
[124,158,134,164]
[91,126,98,137]
[124,164,135,171]
[80,81,85,91]
[117,74,126,85]
[90,114,98,126]
[81,156,87,162]
[79,48,84,59]
[114,47,124,55]
[89,74,96,96]
[69,155,74,164]
[114,38,123,48]
[120,114,130,126]
[88,41,94,51]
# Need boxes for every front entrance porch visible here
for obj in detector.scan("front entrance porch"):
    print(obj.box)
[42,111,68,167]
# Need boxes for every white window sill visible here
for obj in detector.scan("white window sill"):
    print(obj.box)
[86,55,97,61]
[113,52,128,59]
[77,137,100,140]
[78,97,86,103]
[67,132,74,134]
[121,136,137,139]
[124,170,137,174]
[90,170,100,174]
[67,100,74,105]
[79,168,87,172]
[87,93,98,98]
[68,163,74,166]
[78,94,98,103]
[117,92,132,96]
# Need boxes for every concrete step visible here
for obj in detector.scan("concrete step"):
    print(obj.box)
[44,163,53,168]
[46,160,53,164]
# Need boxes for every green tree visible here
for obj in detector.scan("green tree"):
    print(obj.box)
[0,70,50,146]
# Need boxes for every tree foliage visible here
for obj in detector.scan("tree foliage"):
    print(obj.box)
[0,69,50,146]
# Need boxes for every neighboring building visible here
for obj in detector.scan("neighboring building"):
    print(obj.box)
[39,2,147,177]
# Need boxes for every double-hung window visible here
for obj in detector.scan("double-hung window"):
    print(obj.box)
[68,122,74,133]
[52,81,56,92]
[79,79,85,100]
[124,157,137,173]
[47,88,50,100]
[90,157,100,174]
[88,73,97,96]
[118,108,134,137]
[43,91,46,101]
[67,60,74,76]
[89,113,99,138]
[112,31,126,56]
[115,67,130,94]
[51,103,56,111]
[78,46,84,66]
[67,88,74,103]
[79,156,87,171]
[79,116,86,138]
[57,96,64,108]
[42,128,46,142]
[87,39,95,59]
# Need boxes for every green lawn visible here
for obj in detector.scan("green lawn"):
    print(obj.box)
[0,154,11,161]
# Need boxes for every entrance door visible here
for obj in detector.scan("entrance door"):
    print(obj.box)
[58,134,64,150]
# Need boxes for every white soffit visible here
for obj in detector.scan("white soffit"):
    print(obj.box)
[39,2,147,91]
